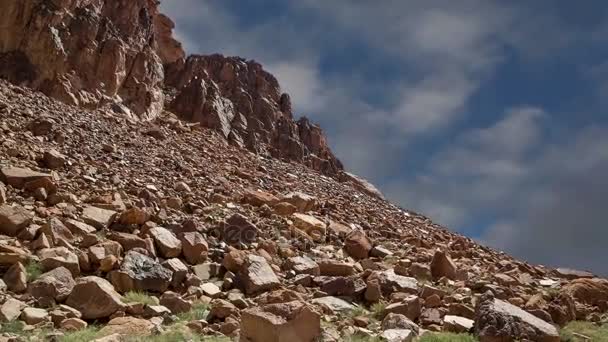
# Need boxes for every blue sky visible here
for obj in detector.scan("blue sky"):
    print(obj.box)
[162,0,608,275]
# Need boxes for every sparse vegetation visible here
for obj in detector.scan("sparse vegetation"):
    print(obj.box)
[59,326,101,342]
[418,332,479,342]
[0,321,25,335]
[25,260,43,281]
[370,301,387,318]
[122,291,158,306]
[560,321,608,341]
[175,302,209,322]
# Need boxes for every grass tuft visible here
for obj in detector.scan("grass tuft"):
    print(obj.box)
[59,326,101,342]
[370,301,387,319]
[0,321,25,335]
[26,261,43,282]
[560,321,608,341]
[175,303,210,322]
[122,291,158,306]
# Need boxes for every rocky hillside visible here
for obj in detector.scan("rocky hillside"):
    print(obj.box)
[0,1,606,342]
[0,0,342,177]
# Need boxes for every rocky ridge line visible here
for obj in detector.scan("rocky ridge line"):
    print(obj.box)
[0,0,345,178]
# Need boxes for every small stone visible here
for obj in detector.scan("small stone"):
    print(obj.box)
[61,317,88,331]
[43,149,67,169]
[291,213,326,242]
[430,250,457,280]
[0,298,26,322]
[344,230,372,260]
[443,315,474,333]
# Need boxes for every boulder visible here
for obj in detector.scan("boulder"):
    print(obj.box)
[28,266,75,303]
[162,258,188,288]
[562,278,608,307]
[108,232,147,252]
[208,299,239,320]
[43,149,67,169]
[159,291,192,314]
[383,296,422,321]
[38,247,80,276]
[61,317,88,331]
[222,213,259,245]
[64,219,97,235]
[344,230,372,260]
[381,313,419,334]
[179,231,208,264]
[110,251,172,293]
[82,206,117,230]
[0,298,26,322]
[99,316,155,337]
[555,268,594,280]
[148,227,182,258]
[444,315,474,333]
[430,250,457,280]
[311,296,356,313]
[317,259,355,276]
[281,192,316,212]
[3,262,27,293]
[0,167,52,189]
[240,301,321,342]
[380,329,414,342]
[474,292,559,342]
[284,256,320,276]
[0,205,33,236]
[367,270,418,296]
[40,217,75,246]
[21,307,48,325]
[242,189,279,207]
[118,208,149,226]
[291,213,326,242]
[239,254,280,295]
[66,276,126,319]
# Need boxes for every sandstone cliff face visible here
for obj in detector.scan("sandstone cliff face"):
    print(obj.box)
[0,0,165,119]
[165,54,343,175]
[0,0,343,176]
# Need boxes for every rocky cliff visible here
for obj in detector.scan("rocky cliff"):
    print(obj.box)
[0,0,343,177]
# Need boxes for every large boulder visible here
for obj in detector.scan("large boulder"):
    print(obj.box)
[82,206,117,230]
[240,301,321,342]
[222,213,259,245]
[367,270,418,296]
[0,167,52,189]
[99,316,155,337]
[0,205,33,236]
[281,192,316,212]
[239,254,280,295]
[561,278,608,307]
[28,266,75,303]
[430,250,457,280]
[291,213,326,242]
[66,276,125,319]
[38,247,80,276]
[343,230,372,260]
[179,231,208,264]
[4,262,27,293]
[110,251,172,293]
[474,292,559,342]
[148,227,182,258]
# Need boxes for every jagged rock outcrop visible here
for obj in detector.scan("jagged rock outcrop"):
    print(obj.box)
[165,54,343,175]
[0,0,350,178]
[0,0,166,119]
